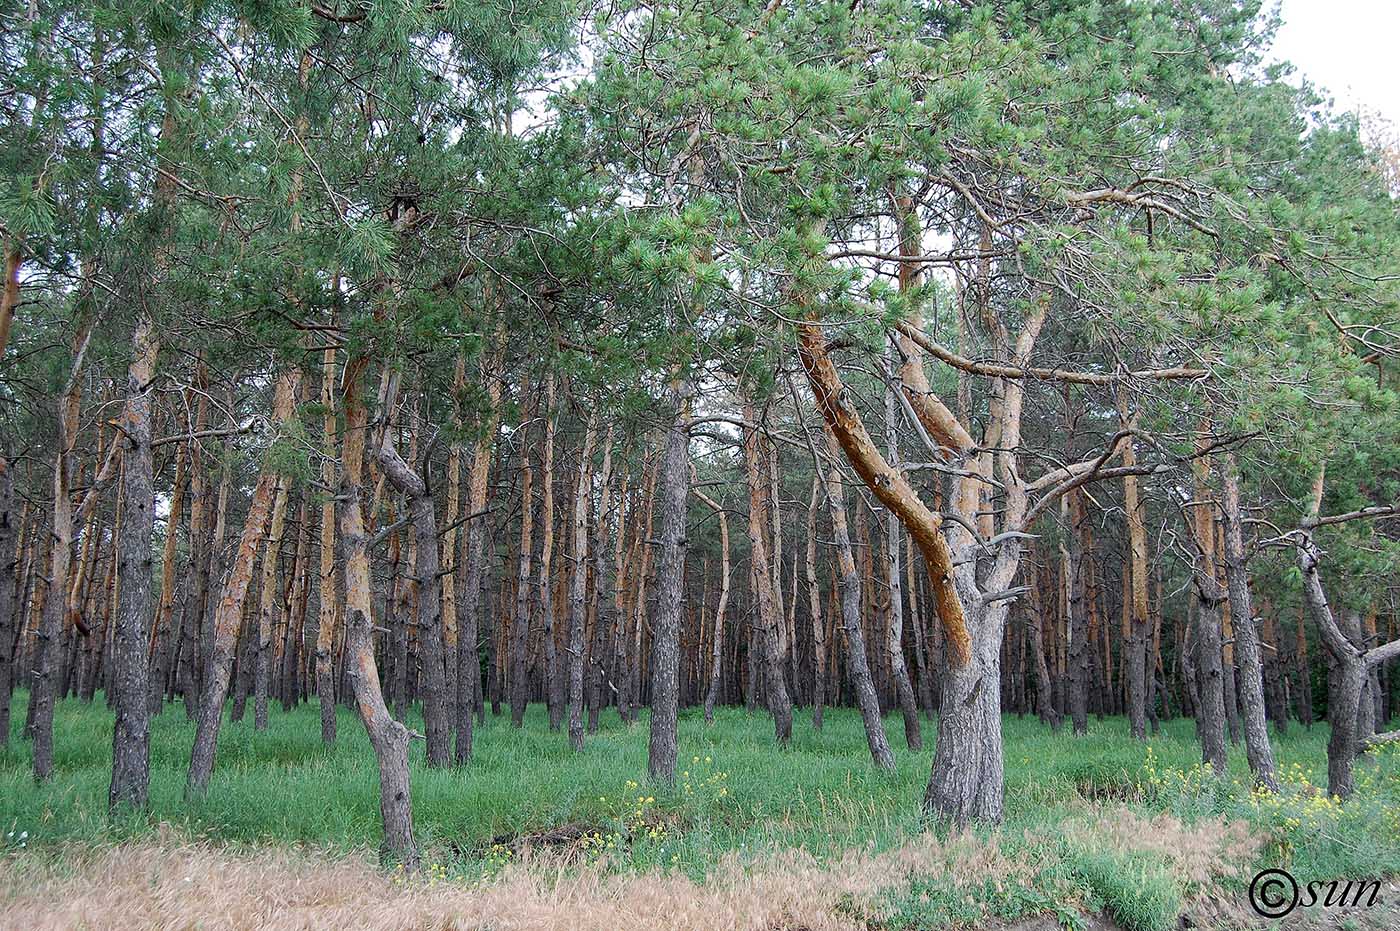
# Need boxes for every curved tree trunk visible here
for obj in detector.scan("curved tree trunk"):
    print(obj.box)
[376,395,451,768]
[339,355,417,869]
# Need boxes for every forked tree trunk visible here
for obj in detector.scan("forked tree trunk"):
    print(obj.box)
[1218,455,1278,790]
[109,318,159,808]
[742,396,793,745]
[567,414,597,751]
[377,394,451,768]
[187,372,296,795]
[648,383,690,782]
[339,355,418,868]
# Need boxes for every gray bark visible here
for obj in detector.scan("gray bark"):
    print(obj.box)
[648,383,690,782]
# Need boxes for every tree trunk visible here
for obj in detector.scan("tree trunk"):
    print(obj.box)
[883,363,922,749]
[32,316,101,780]
[567,415,597,751]
[340,355,418,869]
[186,371,296,794]
[1218,455,1278,790]
[805,478,825,730]
[1118,402,1151,741]
[509,447,534,727]
[648,384,690,782]
[742,396,792,746]
[1065,491,1090,735]
[456,335,500,763]
[538,375,561,731]
[821,426,894,769]
[109,318,159,808]
[316,345,339,744]
[376,393,451,768]
[586,432,616,732]
[254,464,291,732]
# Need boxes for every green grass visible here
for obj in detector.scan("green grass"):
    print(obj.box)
[2,693,1397,928]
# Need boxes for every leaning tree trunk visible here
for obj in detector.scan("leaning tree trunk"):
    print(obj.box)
[1218,455,1278,790]
[648,383,690,782]
[187,371,297,795]
[567,415,597,752]
[742,396,793,746]
[820,426,894,769]
[109,317,159,809]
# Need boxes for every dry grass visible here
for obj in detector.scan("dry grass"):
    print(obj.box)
[0,837,941,931]
[0,811,1270,931]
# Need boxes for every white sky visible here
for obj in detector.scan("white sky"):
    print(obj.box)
[1271,0,1400,127]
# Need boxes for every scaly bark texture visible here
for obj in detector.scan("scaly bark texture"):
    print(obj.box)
[110,317,159,809]
[509,448,535,727]
[648,383,690,782]
[1218,455,1278,790]
[1188,449,1229,777]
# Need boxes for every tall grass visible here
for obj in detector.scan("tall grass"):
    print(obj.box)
[2,693,1396,929]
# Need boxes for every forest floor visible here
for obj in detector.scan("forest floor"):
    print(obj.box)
[1,696,1398,930]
